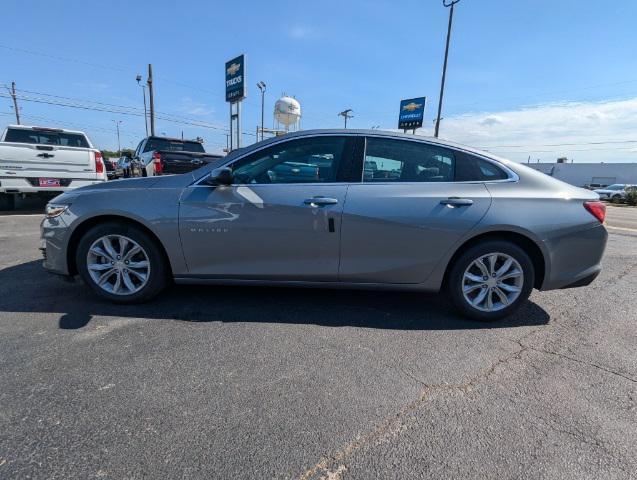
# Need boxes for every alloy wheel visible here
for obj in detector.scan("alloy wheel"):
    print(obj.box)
[462,252,524,312]
[86,234,151,296]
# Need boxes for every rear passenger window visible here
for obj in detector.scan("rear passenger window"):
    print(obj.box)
[455,153,509,181]
[363,138,455,182]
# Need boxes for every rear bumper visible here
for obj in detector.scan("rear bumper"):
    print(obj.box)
[540,223,608,290]
[0,177,105,194]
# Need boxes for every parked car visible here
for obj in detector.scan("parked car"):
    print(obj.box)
[104,157,119,180]
[594,184,637,201]
[133,136,222,177]
[41,130,608,321]
[0,125,106,210]
[117,155,143,178]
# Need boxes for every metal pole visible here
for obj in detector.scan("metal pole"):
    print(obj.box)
[237,101,242,148]
[260,88,265,141]
[434,1,458,138]
[10,82,20,124]
[116,122,121,155]
[141,85,148,136]
[147,64,155,136]
[229,102,233,151]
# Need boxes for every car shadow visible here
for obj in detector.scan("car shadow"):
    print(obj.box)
[0,260,550,331]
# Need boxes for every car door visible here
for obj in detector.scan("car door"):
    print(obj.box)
[179,135,357,281]
[339,136,493,284]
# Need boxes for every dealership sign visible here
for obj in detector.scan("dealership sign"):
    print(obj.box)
[225,54,245,103]
[398,97,426,130]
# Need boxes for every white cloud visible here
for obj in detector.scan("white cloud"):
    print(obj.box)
[288,25,314,39]
[433,97,637,163]
[178,97,213,116]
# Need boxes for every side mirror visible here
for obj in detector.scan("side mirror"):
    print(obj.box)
[205,167,233,186]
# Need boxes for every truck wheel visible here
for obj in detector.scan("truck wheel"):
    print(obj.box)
[0,193,16,211]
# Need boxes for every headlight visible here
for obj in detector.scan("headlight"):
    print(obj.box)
[45,204,69,218]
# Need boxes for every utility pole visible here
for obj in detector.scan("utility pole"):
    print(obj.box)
[257,81,266,141]
[434,0,460,138]
[136,75,149,136]
[8,82,20,124]
[338,109,354,128]
[147,64,155,136]
[112,120,122,156]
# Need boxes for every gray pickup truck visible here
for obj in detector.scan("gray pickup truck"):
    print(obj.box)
[133,136,222,177]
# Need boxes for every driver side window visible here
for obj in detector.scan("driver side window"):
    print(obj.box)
[229,136,348,184]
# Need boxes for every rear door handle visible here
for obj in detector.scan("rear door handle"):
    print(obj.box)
[440,197,473,207]
[304,196,339,206]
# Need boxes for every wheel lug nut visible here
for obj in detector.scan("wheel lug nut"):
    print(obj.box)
[483,276,488,281]
[117,256,121,260]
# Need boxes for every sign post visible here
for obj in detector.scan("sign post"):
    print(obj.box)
[226,54,246,150]
[398,97,426,134]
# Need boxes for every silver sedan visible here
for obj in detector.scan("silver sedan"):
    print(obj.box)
[41,130,608,321]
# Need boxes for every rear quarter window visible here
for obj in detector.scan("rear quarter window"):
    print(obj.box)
[455,152,509,181]
[4,128,89,148]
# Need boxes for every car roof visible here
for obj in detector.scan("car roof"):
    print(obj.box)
[232,128,514,167]
[5,124,87,135]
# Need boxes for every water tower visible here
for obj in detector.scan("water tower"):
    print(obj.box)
[274,95,301,132]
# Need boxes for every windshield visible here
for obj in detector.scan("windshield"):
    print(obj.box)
[5,128,90,148]
[605,184,624,190]
[143,138,205,153]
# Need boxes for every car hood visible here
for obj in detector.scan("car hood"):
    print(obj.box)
[80,173,198,192]
[48,173,201,206]
[593,189,614,194]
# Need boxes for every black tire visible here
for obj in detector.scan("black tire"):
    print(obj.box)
[76,222,169,303]
[0,193,16,211]
[446,240,535,321]
[611,194,622,203]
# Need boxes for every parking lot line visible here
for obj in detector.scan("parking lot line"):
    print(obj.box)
[607,225,637,233]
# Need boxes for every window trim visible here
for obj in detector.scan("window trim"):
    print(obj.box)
[191,132,519,187]
[360,135,518,185]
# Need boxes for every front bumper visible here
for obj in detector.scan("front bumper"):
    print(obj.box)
[40,214,72,276]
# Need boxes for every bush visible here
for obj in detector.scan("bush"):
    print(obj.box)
[625,190,637,206]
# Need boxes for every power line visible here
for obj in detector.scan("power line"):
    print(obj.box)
[0,91,257,137]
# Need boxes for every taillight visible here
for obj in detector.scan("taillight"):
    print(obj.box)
[153,152,163,175]
[584,200,606,223]
[94,151,104,174]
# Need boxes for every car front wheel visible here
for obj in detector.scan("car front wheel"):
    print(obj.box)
[76,223,168,303]
[447,240,535,321]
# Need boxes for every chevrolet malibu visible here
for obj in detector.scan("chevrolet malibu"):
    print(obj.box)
[41,130,608,321]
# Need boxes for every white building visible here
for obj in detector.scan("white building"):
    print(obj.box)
[526,162,637,187]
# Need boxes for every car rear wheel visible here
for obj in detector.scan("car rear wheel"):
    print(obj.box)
[447,240,534,321]
[76,223,168,303]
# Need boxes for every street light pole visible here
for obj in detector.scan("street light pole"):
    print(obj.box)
[147,64,155,136]
[112,120,122,156]
[136,75,149,136]
[257,81,266,141]
[434,0,460,138]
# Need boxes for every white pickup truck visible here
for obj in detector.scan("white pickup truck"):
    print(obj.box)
[0,125,107,210]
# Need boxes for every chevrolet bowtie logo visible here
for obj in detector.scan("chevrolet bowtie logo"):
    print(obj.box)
[402,102,422,112]
[227,63,241,76]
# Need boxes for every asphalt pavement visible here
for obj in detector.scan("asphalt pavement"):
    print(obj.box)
[0,208,635,479]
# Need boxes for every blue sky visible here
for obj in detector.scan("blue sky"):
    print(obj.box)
[2,0,637,162]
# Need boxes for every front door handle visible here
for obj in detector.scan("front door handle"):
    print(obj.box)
[440,197,473,207]
[304,196,339,207]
